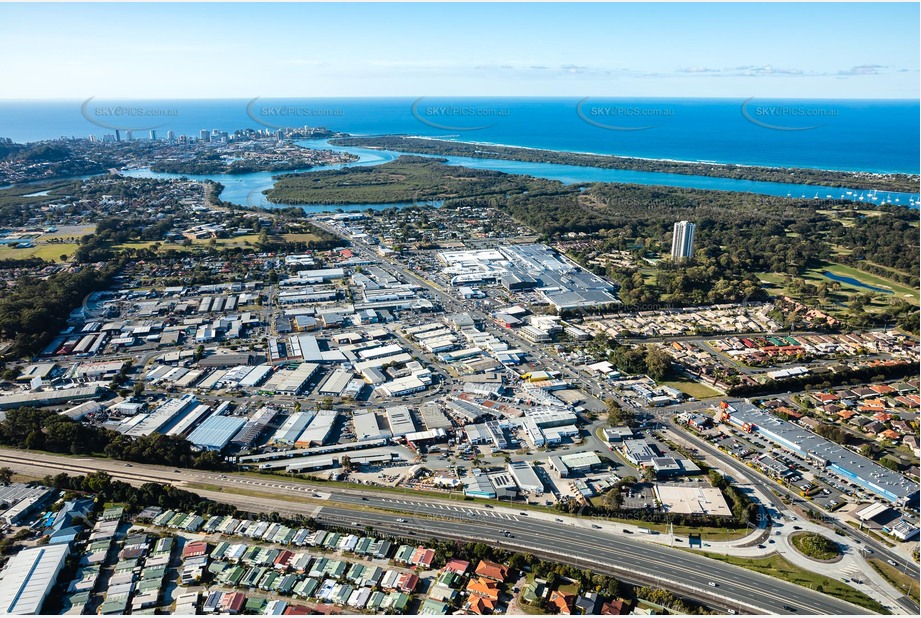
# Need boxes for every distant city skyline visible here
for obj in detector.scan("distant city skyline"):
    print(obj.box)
[0,2,918,100]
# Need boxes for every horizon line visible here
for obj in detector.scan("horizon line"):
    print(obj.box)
[1,96,919,102]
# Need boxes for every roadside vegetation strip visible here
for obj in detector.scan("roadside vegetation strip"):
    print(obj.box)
[790,531,842,561]
[869,558,921,603]
[184,482,382,518]
[690,550,887,614]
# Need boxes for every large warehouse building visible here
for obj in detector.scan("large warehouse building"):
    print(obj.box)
[437,244,619,311]
[0,544,70,614]
[718,403,919,507]
[187,415,248,451]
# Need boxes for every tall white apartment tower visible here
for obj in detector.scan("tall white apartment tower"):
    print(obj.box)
[671,221,695,260]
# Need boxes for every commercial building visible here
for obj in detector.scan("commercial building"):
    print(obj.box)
[508,460,544,494]
[0,386,102,410]
[164,403,213,438]
[527,409,578,428]
[187,415,247,451]
[0,544,70,614]
[718,403,919,506]
[602,426,634,443]
[262,363,319,395]
[352,411,392,441]
[119,394,199,437]
[445,399,485,423]
[378,375,428,397]
[487,471,519,498]
[318,368,355,397]
[238,365,272,388]
[385,406,417,437]
[358,344,404,361]
[230,406,280,448]
[437,244,618,311]
[1,485,56,526]
[654,485,732,517]
[60,400,104,421]
[419,404,452,431]
[271,412,316,445]
[404,428,448,448]
[286,335,347,363]
[621,439,658,466]
[671,221,695,260]
[295,411,339,447]
[464,472,497,499]
[548,452,602,477]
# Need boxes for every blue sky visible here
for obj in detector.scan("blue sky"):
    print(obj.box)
[1,2,918,99]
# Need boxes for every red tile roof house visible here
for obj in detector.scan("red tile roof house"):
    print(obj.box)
[444,559,471,576]
[837,409,857,421]
[600,599,630,615]
[780,407,804,420]
[465,594,496,615]
[549,590,575,615]
[466,577,501,601]
[182,540,209,559]
[895,395,920,408]
[474,560,508,582]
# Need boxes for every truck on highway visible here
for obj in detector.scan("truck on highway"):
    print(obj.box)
[637,527,652,534]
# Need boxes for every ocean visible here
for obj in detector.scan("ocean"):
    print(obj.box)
[1,98,918,174]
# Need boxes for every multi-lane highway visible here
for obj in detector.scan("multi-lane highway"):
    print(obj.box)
[0,448,875,615]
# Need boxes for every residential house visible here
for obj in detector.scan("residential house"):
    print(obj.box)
[474,560,508,582]
[549,590,574,615]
